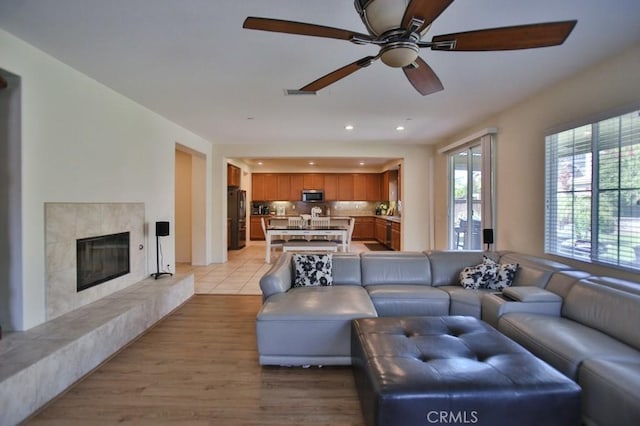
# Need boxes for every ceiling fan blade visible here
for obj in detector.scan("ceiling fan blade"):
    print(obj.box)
[300,56,376,92]
[402,0,455,32]
[243,17,372,42]
[431,20,577,51]
[403,57,444,96]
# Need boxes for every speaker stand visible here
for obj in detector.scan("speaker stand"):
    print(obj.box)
[152,235,173,280]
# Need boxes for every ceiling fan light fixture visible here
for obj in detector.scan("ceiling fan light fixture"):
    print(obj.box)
[355,0,410,36]
[380,43,419,67]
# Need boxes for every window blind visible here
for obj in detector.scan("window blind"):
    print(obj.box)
[545,109,640,270]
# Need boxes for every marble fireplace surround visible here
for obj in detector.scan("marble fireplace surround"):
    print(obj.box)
[45,202,147,320]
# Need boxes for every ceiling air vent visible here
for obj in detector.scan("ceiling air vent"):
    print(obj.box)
[284,89,317,96]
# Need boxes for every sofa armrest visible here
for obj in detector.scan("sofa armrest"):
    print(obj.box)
[482,289,562,328]
[259,253,293,300]
[503,287,563,303]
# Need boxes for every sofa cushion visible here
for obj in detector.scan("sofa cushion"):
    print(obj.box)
[256,286,377,364]
[426,251,499,287]
[563,279,640,351]
[293,253,333,287]
[260,253,294,299]
[544,270,591,299]
[366,285,449,317]
[499,312,640,379]
[438,285,493,318]
[331,253,362,286]
[579,358,640,426]
[361,252,431,286]
[498,252,570,288]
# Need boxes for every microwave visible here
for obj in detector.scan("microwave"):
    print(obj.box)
[302,189,324,202]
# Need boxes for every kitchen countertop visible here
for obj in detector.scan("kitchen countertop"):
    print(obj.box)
[252,214,401,223]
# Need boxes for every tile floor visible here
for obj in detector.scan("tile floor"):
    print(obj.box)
[175,240,377,295]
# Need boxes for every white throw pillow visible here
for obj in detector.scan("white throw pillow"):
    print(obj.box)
[293,253,333,287]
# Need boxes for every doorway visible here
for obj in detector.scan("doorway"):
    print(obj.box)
[175,144,206,265]
[1,69,22,331]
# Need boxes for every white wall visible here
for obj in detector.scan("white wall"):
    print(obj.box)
[0,29,213,329]
[433,44,640,281]
[213,143,433,262]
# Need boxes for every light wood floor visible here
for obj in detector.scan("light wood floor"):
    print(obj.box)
[26,295,365,425]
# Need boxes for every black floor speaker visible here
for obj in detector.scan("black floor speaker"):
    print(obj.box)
[156,221,170,237]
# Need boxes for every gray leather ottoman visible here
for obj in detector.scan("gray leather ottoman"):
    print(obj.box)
[351,316,581,426]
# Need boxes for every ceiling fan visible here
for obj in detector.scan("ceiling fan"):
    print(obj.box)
[243,0,577,95]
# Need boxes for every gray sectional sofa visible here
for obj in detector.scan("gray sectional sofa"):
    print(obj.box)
[257,250,640,425]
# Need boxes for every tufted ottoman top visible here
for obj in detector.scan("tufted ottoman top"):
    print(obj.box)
[351,316,581,426]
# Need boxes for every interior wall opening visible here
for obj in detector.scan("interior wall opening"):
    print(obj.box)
[0,69,22,331]
[175,144,206,266]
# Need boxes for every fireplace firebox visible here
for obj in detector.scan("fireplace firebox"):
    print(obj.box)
[76,232,130,291]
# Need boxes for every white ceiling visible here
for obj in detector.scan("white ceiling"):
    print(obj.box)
[1,0,640,151]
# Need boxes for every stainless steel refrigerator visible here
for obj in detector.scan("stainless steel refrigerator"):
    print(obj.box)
[227,188,246,250]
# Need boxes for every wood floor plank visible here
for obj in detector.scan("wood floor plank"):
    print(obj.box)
[26,295,365,425]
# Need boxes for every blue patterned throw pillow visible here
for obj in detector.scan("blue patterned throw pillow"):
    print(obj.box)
[482,255,519,291]
[459,261,498,290]
[293,254,333,287]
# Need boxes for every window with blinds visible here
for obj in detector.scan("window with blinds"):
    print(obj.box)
[545,109,640,270]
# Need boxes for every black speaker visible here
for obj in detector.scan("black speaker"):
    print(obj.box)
[156,221,170,237]
[483,228,494,244]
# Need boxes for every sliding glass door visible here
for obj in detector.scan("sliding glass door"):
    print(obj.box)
[450,145,483,250]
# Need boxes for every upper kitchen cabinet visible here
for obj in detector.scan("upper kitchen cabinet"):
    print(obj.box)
[227,164,241,187]
[276,175,290,201]
[324,174,338,201]
[366,173,381,201]
[353,174,367,201]
[289,174,304,201]
[338,174,354,200]
[381,170,398,201]
[303,173,324,190]
[252,173,265,200]
[252,173,278,200]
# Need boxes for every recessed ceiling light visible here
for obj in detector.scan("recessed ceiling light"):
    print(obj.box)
[308,161,315,166]
[257,161,263,165]
[345,124,354,131]
[359,162,365,166]
[396,126,405,131]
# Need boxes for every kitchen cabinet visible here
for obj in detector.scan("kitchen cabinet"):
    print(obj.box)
[252,173,285,201]
[252,172,391,202]
[366,174,381,201]
[353,174,367,200]
[324,174,338,201]
[352,217,374,240]
[250,216,265,241]
[338,174,354,200]
[252,174,265,200]
[303,173,324,190]
[263,174,278,201]
[391,221,401,251]
[290,174,304,201]
[374,217,388,244]
[381,170,398,201]
[276,175,290,201]
[227,164,241,187]
[227,218,232,248]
